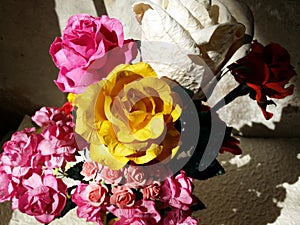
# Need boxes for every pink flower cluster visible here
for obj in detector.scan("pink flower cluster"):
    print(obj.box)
[32,102,78,168]
[73,163,200,225]
[0,103,79,224]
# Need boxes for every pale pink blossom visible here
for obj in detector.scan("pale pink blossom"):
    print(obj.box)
[126,165,152,188]
[85,183,109,207]
[110,185,135,208]
[81,161,101,181]
[100,166,124,185]
[72,183,108,224]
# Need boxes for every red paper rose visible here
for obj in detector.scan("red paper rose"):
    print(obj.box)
[228,41,296,119]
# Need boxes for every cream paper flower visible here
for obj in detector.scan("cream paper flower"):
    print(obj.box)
[133,0,249,92]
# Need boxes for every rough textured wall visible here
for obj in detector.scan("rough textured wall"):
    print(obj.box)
[0,0,299,225]
[0,0,65,139]
[217,0,300,137]
[194,137,300,225]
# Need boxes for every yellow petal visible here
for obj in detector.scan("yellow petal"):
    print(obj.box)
[67,93,76,103]
[90,144,128,170]
[110,142,137,157]
[133,114,166,141]
[171,104,182,122]
[127,144,163,164]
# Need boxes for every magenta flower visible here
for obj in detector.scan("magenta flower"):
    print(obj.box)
[32,104,73,128]
[18,173,67,224]
[72,183,109,224]
[50,14,137,93]
[0,166,12,202]
[38,122,78,168]
[158,209,199,225]
[114,217,148,225]
[160,171,194,210]
[1,128,42,170]
[32,106,79,168]
[108,200,161,224]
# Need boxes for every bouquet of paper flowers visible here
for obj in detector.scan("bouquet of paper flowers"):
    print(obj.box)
[0,1,296,224]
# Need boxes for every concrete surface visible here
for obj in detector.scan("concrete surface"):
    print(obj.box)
[193,137,300,225]
[0,0,299,225]
[216,0,300,137]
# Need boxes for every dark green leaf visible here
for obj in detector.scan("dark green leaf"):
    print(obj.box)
[56,198,77,219]
[65,161,84,181]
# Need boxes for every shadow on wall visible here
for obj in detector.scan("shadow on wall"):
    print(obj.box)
[239,0,300,138]
[234,105,300,137]
[0,0,65,141]
[193,137,300,225]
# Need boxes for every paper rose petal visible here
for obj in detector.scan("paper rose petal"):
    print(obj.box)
[50,14,137,93]
[164,0,204,45]
[178,0,212,27]
[133,2,214,92]
[200,22,246,72]
[133,1,199,54]
[133,0,247,92]
[72,62,182,169]
[90,144,128,170]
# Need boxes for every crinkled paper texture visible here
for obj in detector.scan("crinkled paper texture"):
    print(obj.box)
[133,0,246,92]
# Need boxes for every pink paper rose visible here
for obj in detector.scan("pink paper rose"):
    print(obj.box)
[1,128,41,169]
[50,14,137,93]
[32,103,73,128]
[72,183,109,224]
[0,166,12,202]
[110,185,136,208]
[31,105,78,168]
[126,165,152,189]
[100,166,124,185]
[81,161,101,181]
[85,183,109,207]
[37,116,78,168]
[114,217,148,225]
[18,173,67,224]
[141,182,160,200]
[159,209,199,225]
[160,171,193,210]
[108,200,161,224]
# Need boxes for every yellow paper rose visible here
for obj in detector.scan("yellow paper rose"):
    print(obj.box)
[72,62,182,169]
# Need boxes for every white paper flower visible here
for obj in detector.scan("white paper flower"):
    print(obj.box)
[133,0,249,92]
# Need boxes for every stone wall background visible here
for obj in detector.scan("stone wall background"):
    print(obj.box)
[0,0,299,224]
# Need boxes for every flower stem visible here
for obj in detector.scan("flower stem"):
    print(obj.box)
[211,83,250,112]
